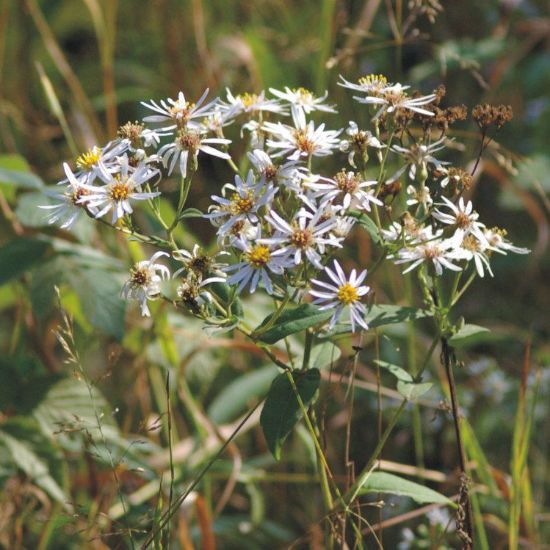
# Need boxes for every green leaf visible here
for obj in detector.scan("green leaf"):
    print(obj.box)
[366,304,431,328]
[449,324,490,347]
[14,191,53,227]
[0,238,50,285]
[358,472,452,505]
[178,207,204,219]
[260,369,321,460]
[0,417,67,505]
[373,360,413,382]
[0,154,44,189]
[348,210,381,243]
[255,304,332,344]
[208,365,278,424]
[309,341,341,370]
[397,380,433,401]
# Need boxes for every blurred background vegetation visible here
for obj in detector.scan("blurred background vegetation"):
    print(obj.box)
[0,0,549,548]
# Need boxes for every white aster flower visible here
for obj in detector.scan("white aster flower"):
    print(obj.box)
[406,184,433,208]
[269,87,337,114]
[391,137,448,181]
[79,155,160,223]
[307,170,382,212]
[205,170,277,236]
[432,196,486,243]
[264,106,342,161]
[172,244,228,283]
[310,260,370,332]
[453,234,494,278]
[353,81,436,118]
[483,227,530,255]
[39,163,95,229]
[122,251,170,317]
[158,129,231,176]
[224,238,291,294]
[338,74,391,95]
[393,228,463,276]
[247,149,304,187]
[339,120,384,167]
[141,89,219,132]
[260,208,343,269]
[222,89,286,116]
[73,141,129,180]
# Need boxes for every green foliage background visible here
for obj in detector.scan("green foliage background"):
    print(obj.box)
[0,0,548,548]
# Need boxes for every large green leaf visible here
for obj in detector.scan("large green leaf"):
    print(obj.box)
[260,369,320,460]
[31,254,126,340]
[449,324,490,347]
[366,304,431,328]
[0,417,67,505]
[0,238,50,285]
[208,365,278,424]
[358,472,452,505]
[255,304,332,344]
[0,154,45,189]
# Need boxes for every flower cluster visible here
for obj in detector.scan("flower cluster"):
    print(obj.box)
[42,78,529,334]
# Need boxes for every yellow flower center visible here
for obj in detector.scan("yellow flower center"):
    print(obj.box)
[455,212,471,229]
[109,178,131,201]
[238,93,259,109]
[293,87,313,102]
[76,147,102,170]
[169,101,195,120]
[290,228,312,249]
[247,245,271,268]
[337,283,359,305]
[358,74,387,92]
[177,131,201,153]
[229,192,254,215]
[462,235,480,252]
[335,170,359,194]
[294,129,314,153]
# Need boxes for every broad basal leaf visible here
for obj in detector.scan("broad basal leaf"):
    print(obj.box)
[260,369,320,460]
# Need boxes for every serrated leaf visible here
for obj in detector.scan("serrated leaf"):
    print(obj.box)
[449,324,490,347]
[348,210,381,243]
[397,380,433,401]
[0,238,50,285]
[358,472,452,505]
[255,304,332,344]
[260,369,320,460]
[373,360,413,382]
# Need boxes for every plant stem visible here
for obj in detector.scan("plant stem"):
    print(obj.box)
[441,337,474,549]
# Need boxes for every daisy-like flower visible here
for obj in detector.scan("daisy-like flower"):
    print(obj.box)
[172,244,228,283]
[391,137,447,181]
[222,89,286,116]
[339,120,384,167]
[353,82,436,118]
[307,169,382,212]
[338,74,390,95]
[176,276,218,315]
[224,237,291,294]
[158,128,231,176]
[393,227,462,276]
[453,234,494,278]
[247,149,303,187]
[439,166,472,190]
[141,89,219,132]
[205,170,277,236]
[114,121,164,162]
[483,227,530,255]
[260,208,343,269]
[73,141,129,180]
[39,163,95,229]
[269,87,337,114]
[122,251,170,317]
[264,106,342,161]
[310,260,370,332]
[406,184,433,208]
[79,155,160,223]
[432,196,486,243]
